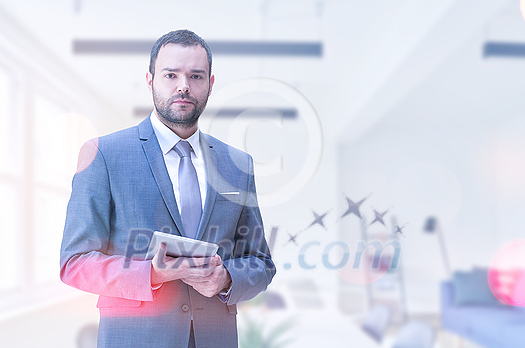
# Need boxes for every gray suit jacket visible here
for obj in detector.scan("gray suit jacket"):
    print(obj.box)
[60,117,276,348]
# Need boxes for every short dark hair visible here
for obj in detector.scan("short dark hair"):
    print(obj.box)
[149,29,212,77]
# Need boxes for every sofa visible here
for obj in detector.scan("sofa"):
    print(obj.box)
[441,269,525,348]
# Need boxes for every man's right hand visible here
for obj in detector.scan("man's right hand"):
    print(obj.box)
[150,243,219,287]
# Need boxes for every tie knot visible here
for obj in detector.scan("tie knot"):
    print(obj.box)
[174,141,192,158]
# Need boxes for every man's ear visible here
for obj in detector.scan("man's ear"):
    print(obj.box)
[146,72,153,93]
[208,74,215,96]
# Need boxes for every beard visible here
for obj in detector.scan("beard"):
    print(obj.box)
[152,87,208,129]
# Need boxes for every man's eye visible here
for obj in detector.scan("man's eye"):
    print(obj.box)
[165,73,176,78]
[191,75,202,80]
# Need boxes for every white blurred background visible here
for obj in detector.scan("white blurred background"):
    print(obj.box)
[1,0,525,347]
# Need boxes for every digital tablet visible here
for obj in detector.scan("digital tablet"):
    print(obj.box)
[145,231,219,260]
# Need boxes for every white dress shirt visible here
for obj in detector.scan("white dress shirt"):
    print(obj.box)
[150,113,207,213]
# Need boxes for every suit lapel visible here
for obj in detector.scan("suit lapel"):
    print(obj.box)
[138,118,184,236]
[196,133,218,240]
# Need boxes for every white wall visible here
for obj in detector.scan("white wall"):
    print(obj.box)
[338,2,525,313]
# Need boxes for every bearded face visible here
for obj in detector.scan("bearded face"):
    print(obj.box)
[148,44,214,131]
[152,87,209,129]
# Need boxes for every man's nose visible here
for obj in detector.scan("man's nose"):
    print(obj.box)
[177,77,190,94]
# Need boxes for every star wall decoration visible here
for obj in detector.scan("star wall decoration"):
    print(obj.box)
[393,222,409,237]
[280,192,408,248]
[307,209,331,229]
[339,194,371,221]
[285,232,299,245]
[368,208,391,227]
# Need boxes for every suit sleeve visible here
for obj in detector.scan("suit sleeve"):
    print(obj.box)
[59,139,158,301]
[221,155,276,305]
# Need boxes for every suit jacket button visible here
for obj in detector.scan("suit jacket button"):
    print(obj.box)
[181,304,190,312]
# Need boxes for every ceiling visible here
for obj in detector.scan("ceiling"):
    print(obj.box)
[0,0,519,139]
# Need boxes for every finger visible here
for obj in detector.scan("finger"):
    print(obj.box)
[181,278,207,286]
[159,243,167,259]
[153,243,168,269]
[185,256,215,268]
[213,254,222,266]
[182,275,211,284]
[204,255,220,268]
[181,279,213,293]
[188,281,218,298]
[182,263,219,279]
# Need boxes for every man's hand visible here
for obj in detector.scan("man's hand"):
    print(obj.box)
[151,243,219,287]
[181,254,232,298]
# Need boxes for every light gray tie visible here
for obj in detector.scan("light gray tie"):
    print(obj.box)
[174,141,202,239]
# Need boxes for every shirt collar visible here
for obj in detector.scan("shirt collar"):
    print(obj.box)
[150,112,201,158]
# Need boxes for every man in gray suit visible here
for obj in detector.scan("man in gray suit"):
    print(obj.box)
[60,30,276,348]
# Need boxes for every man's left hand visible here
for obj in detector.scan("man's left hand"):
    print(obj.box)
[181,254,232,298]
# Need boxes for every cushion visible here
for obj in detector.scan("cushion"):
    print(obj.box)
[453,268,500,306]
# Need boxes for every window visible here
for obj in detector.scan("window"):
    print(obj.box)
[33,94,97,284]
[0,68,18,291]
[0,16,102,315]
[0,67,97,298]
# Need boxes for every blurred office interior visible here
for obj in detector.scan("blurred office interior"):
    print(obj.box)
[1,0,525,347]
